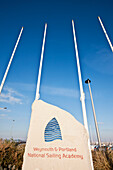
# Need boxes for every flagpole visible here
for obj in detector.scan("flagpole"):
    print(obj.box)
[35,23,47,100]
[98,16,113,52]
[0,27,24,94]
[72,20,88,131]
[72,20,94,170]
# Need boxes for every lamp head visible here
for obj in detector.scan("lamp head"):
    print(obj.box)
[85,79,91,84]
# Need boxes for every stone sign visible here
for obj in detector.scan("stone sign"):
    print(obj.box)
[22,100,91,170]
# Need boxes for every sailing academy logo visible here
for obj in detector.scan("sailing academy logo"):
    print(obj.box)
[44,117,62,142]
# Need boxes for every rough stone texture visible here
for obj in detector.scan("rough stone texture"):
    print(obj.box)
[22,100,92,170]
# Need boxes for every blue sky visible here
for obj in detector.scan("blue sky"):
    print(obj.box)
[0,0,113,142]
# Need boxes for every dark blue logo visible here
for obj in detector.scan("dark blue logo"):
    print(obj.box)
[44,117,62,142]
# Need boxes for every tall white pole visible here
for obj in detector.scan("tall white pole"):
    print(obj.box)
[72,20,88,131]
[72,20,94,170]
[0,27,24,94]
[35,24,47,100]
[98,16,113,52]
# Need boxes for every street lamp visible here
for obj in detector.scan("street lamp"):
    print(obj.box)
[10,120,15,139]
[0,107,7,110]
[85,79,101,148]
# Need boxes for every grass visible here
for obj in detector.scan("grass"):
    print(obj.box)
[92,150,111,170]
[0,139,113,169]
[0,139,25,169]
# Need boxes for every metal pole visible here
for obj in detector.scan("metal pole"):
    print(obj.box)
[0,27,24,94]
[86,79,101,147]
[10,119,15,139]
[98,16,113,52]
[35,24,47,100]
[72,20,94,170]
[89,125,93,145]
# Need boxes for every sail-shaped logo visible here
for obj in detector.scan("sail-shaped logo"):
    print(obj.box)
[44,117,62,142]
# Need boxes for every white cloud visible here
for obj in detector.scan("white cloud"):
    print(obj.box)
[0,87,24,104]
[4,87,24,97]
[0,114,7,117]
[0,84,80,103]
[0,114,9,119]
[7,82,35,92]
[0,113,12,120]
[98,122,104,125]
[6,82,80,98]
[41,86,79,98]
[7,83,79,98]
[84,46,113,75]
